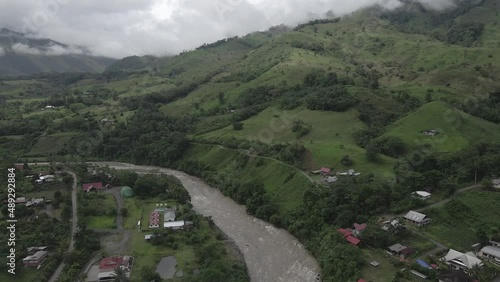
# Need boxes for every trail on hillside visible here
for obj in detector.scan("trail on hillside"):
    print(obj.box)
[192,142,315,182]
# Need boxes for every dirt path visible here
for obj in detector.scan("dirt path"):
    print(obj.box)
[192,142,314,182]
[48,171,78,282]
[104,187,124,229]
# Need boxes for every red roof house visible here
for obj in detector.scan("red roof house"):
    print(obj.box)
[82,182,103,192]
[320,167,331,174]
[354,223,367,232]
[338,228,352,237]
[338,228,361,246]
[353,223,367,236]
[358,279,367,282]
[99,257,124,271]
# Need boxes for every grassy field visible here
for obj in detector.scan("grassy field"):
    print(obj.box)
[27,132,78,157]
[85,193,118,229]
[382,101,500,153]
[182,143,311,211]
[201,106,396,176]
[359,249,402,282]
[422,190,500,251]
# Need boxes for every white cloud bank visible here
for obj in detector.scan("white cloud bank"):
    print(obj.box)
[0,0,459,59]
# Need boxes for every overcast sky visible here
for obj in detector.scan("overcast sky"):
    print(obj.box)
[0,0,456,59]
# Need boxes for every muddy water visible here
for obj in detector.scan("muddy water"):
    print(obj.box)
[94,162,320,282]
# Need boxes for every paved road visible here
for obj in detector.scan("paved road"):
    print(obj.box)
[48,171,78,282]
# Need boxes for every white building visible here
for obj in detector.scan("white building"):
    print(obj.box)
[412,191,432,200]
[480,246,500,264]
[443,249,483,274]
[404,210,431,227]
[164,220,185,230]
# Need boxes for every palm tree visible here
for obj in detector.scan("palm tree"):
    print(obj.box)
[113,267,129,282]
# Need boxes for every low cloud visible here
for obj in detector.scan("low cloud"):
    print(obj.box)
[11,43,84,56]
[0,0,462,58]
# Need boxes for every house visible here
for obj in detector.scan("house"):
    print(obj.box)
[27,246,48,255]
[23,250,48,268]
[14,164,24,171]
[149,211,160,229]
[412,191,431,200]
[97,271,117,281]
[82,182,104,192]
[490,238,500,248]
[45,105,56,109]
[442,249,483,274]
[164,220,186,230]
[438,270,474,282]
[358,279,367,282]
[99,256,132,272]
[164,209,176,222]
[15,197,27,204]
[144,235,154,241]
[493,178,500,189]
[382,218,406,233]
[479,246,500,264]
[325,176,338,183]
[320,167,331,175]
[404,210,431,227]
[26,198,44,207]
[352,223,367,236]
[337,169,361,176]
[423,129,438,136]
[337,228,361,246]
[387,243,414,258]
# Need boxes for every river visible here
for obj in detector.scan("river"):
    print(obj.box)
[93,162,320,282]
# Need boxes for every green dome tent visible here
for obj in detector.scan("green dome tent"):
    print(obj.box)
[120,186,134,198]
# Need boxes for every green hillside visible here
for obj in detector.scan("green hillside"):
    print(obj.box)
[382,101,500,152]
[2,2,500,281]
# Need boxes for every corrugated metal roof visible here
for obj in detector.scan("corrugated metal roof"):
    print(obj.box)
[404,210,426,222]
[481,246,500,258]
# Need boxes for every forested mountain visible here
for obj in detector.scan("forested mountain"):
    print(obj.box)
[0,28,116,75]
[1,0,500,281]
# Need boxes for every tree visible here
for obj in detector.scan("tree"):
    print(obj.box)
[140,266,161,282]
[481,177,493,191]
[232,122,243,131]
[218,92,225,104]
[425,92,432,103]
[113,267,129,282]
[365,143,379,162]
[341,155,353,166]
[120,208,128,217]
[61,205,72,222]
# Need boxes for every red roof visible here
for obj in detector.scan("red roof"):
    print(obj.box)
[346,235,361,246]
[354,223,367,231]
[99,257,124,270]
[338,228,352,237]
[320,167,331,173]
[82,182,103,192]
[14,164,24,171]
[358,279,367,282]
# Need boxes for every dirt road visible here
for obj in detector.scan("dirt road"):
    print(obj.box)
[48,171,78,282]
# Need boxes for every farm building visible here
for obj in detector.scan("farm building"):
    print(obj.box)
[404,210,431,227]
[412,191,431,200]
[442,249,483,274]
[23,250,48,268]
[479,246,500,264]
